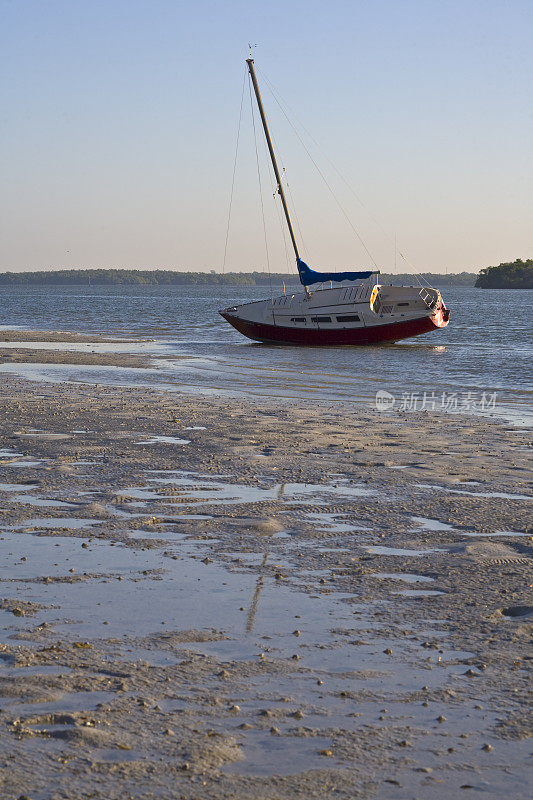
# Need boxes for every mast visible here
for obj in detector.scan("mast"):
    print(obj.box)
[246,59,300,264]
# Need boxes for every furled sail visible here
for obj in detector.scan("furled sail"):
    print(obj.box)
[297,259,376,287]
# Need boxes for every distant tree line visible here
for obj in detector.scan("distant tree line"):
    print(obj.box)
[0,269,274,286]
[475,259,533,289]
[0,267,477,287]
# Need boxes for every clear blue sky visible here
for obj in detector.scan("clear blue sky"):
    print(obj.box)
[1,0,531,274]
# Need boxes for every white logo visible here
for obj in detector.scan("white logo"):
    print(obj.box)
[375,390,395,412]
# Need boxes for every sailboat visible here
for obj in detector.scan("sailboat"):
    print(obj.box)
[220,59,450,346]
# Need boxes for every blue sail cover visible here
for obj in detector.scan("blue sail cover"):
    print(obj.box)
[297,259,375,287]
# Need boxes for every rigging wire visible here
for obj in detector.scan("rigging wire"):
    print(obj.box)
[257,68,378,269]
[222,66,247,274]
[259,69,436,285]
[266,125,309,270]
[262,70,405,261]
[257,118,300,281]
[284,175,308,261]
[248,73,273,300]
[261,131,291,277]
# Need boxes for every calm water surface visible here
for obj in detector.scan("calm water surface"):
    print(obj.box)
[0,284,531,425]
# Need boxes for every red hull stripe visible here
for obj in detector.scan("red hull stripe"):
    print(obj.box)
[220,311,449,346]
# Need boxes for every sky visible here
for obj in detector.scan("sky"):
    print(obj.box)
[1,0,531,275]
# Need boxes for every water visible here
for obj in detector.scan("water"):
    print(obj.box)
[120,471,373,507]
[0,284,531,425]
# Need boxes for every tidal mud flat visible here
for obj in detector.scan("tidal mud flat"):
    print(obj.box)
[0,360,531,799]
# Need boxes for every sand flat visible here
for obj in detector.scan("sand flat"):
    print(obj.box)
[0,368,531,800]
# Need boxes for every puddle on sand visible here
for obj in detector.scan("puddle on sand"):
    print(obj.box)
[103,505,148,519]
[280,480,373,503]
[11,517,102,531]
[412,516,454,532]
[412,517,528,538]
[116,488,160,500]
[0,482,39,492]
[5,690,114,716]
[0,665,72,678]
[460,530,529,538]
[91,749,147,764]
[396,589,445,597]
[223,731,336,777]
[11,495,77,509]
[0,448,25,457]
[0,529,357,647]
[138,471,373,508]
[0,530,153,581]
[366,546,440,557]
[1,530,483,731]
[15,432,72,441]
[372,572,435,583]
[126,528,181,540]
[417,484,532,501]
[135,436,191,445]
[306,512,368,534]
[5,459,46,468]
[145,478,281,505]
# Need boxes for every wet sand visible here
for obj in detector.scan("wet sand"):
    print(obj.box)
[0,337,531,799]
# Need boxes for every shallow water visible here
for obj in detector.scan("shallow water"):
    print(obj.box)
[417,484,532,501]
[0,526,465,690]
[367,546,439,557]
[11,517,102,531]
[0,482,39,492]
[122,471,374,508]
[11,495,77,508]
[372,572,435,583]
[0,285,531,425]
[134,435,191,445]
[412,516,454,532]
[223,731,336,777]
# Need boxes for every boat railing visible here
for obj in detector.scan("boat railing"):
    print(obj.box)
[418,288,438,310]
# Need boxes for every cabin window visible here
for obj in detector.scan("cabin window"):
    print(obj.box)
[336,314,360,323]
[290,317,306,323]
[311,316,332,323]
[397,302,409,307]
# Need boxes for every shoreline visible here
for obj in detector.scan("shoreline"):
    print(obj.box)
[0,369,531,798]
[0,328,531,428]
